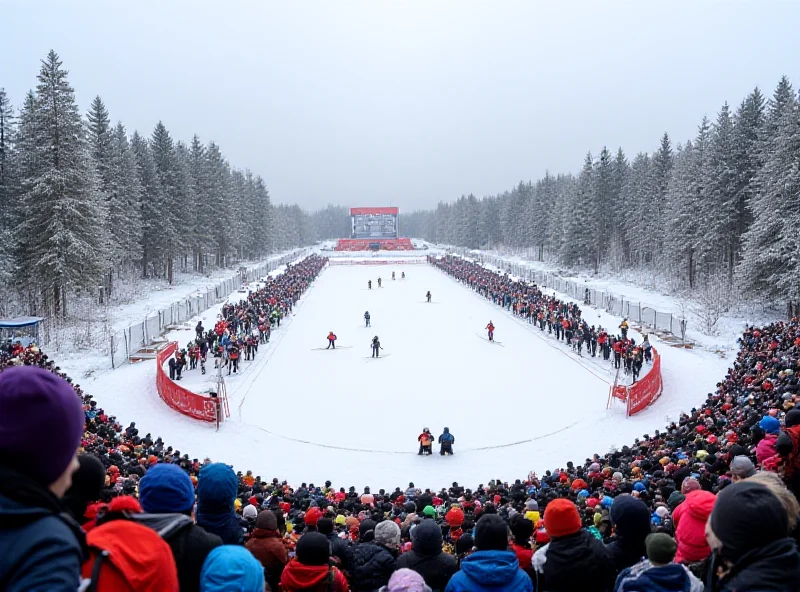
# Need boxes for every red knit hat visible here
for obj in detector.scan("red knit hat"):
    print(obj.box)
[305,507,323,526]
[544,499,581,538]
[446,507,465,527]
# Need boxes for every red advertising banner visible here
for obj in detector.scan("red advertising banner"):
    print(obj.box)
[609,348,663,417]
[349,207,399,215]
[156,341,217,422]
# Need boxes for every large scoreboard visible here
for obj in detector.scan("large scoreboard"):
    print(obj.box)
[350,207,399,240]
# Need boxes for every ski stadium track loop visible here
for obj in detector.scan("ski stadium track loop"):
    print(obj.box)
[235,276,322,417]
[239,419,585,455]
[437,271,612,386]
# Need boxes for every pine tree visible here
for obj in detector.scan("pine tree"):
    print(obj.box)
[108,123,143,270]
[16,51,108,317]
[0,88,17,294]
[131,131,170,278]
[592,147,614,271]
[561,154,594,266]
[150,122,182,282]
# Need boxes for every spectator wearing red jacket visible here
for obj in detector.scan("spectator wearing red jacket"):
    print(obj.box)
[673,489,716,565]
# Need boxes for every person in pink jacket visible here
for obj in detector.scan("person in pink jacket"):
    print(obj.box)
[756,415,781,465]
[673,489,716,565]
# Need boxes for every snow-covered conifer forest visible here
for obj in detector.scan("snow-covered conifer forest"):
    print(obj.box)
[401,78,800,318]
[0,51,349,336]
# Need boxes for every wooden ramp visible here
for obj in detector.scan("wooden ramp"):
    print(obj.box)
[130,340,170,363]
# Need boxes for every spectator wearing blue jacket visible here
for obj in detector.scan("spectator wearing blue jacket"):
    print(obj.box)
[445,513,532,592]
[196,462,245,545]
[0,366,87,591]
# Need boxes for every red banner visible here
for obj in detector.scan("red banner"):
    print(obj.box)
[609,348,663,417]
[350,207,398,215]
[156,342,217,422]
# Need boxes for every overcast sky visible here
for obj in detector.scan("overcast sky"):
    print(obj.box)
[3,1,799,211]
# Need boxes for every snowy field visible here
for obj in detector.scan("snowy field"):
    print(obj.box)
[79,262,730,490]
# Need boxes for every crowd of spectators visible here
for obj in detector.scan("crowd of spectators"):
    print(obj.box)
[2,254,800,591]
[429,255,653,382]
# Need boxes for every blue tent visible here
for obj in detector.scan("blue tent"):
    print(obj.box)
[0,316,44,346]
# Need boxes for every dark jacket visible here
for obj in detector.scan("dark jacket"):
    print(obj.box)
[326,531,353,568]
[0,466,86,592]
[537,529,616,592]
[131,513,223,592]
[615,559,703,592]
[606,495,652,574]
[709,537,800,591]
[195,463,244,545]
[348,541,397,591]
[246,527,289,590]
[396,519,458,591]
[445,550,532,592]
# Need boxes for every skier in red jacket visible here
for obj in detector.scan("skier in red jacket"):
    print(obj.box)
[486,321,495,342]
[326,332,337,349]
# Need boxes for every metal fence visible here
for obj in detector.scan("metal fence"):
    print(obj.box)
[448,248,686,339]
[110,249,310,369]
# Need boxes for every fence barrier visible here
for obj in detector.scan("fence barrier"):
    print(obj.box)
[155,341,217,422]
[449,248,685,338]
[608,348,664,416]
[110,249,309,369]
[327,258,428,266]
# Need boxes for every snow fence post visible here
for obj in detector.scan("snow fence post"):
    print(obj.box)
[110,335,116,369]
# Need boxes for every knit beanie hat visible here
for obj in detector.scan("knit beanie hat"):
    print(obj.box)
[681,477,700,494]
[0,366,85,486]
[375,520,401,547]
[200,545,264,591]
[305,506,323,526]
[296,532,331,566]
[759,415,781,434]
[359,518,377,541]
[525,499,539,511]
[139,463,196,514]
[510,516,534,541]
[455,533,475,556]
[423,505,436,518]
[729,456,757,479]
[710,481,788,562]
[335,514,347,526]
[544,498,581,538]
[475,513,509,551]
[667,491,686,511]
[646,533,677,565]
[63,453,107,520]
[785,409,800,428]
[445,507,464,527]
[243,504,258,520]
[383,568,431,592]
[256,509,278,531]
[197,463,238,511]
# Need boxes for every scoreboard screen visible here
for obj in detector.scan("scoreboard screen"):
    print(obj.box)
[350,207,398,239]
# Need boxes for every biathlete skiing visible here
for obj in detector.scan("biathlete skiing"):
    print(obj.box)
[368,279,372,290]
[439,428,455,455]
[326,331,337,349]
[392,271,395,280]
[364,311,371,327]
[377,277,382,288]
[426,291,432,303]
[486,321,495,342]
[418,428,433,455]
[401,272,405,279]
[370,335,382,358]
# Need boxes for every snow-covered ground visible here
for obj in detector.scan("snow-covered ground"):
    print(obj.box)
[76,262,730,490]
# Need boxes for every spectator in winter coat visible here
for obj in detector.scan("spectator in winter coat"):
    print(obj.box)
[280,531,349,592]
[246,509,289,590]
[349,520,400,591]
[196,463,245,545]
[62,453,107,525]
[80,519,180,591]
[380,568,432,592]
[508,515,535,580]
[672,490,715,566]
[445,513,532,592]
[705,481,800,591]
[728,456,756,482]
[746,470,800,536]
[318,516,353,569]
[200,545,265,592]
[138,463,223,592]
[533,498,615,592]
[755,415,780,465]
[0,367,87,592]
[605,494,652,574]
[396,518,458,591]
[613,533,703,592]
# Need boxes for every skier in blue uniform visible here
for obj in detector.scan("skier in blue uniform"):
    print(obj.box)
[364,311,371,327]
[439,427,455,455]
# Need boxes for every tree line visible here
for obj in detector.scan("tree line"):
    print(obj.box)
[0,51,330,320]
[402,77,800,315]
